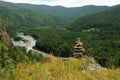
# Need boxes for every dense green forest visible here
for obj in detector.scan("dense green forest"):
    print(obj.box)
[0,5,65,27]
[0,1,110,22]
[0,5,66,37]
[67,5,120,31]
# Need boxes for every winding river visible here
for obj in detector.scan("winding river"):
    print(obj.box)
[12,32,37,52]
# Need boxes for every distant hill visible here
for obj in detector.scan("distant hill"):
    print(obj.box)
[0,1,110,22]
[67,5,120,31]
[0,5,65,27]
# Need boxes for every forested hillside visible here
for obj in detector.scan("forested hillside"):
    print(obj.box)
[67,5,120,31]
[0,6,65,27]
[0,23,29,68]
[0,1,110,22]
[0,22,47,69]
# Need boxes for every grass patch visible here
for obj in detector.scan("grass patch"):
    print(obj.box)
[0,55,120,80]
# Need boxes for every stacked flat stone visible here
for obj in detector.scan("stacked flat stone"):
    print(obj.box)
[73,38,85,58]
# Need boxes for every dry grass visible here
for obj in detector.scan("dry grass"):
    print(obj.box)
[0,55,120,80]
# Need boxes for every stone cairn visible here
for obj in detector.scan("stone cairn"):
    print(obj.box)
[73,38,85,58]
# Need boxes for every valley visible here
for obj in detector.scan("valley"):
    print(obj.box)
[0,1,120,80]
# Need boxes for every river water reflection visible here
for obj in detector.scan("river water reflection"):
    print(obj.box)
[12,32,36,52]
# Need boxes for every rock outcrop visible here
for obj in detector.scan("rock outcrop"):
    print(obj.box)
[81,56,107,71]
[0,22,11,46]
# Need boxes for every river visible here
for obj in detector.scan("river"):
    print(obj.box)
[12,32,37,52]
